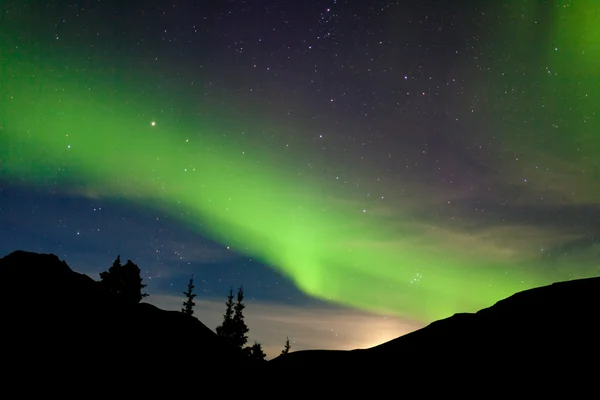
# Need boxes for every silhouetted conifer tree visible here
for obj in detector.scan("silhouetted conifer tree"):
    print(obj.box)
[216,288,235,340]
[249,341,266,362]
[281,336,291,355]
[232,286,249,349]
[182,276,196,316]
[100,256,148,304]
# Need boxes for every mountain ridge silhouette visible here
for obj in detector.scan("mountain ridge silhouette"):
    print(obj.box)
[269,274,600,370]
[2,249,598,378]
[0,250,243,373]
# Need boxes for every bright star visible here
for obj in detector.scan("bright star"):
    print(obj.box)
[151,121,156,126]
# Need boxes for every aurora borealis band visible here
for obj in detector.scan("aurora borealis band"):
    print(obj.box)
[1,0,600,349]
[1,56,530,321]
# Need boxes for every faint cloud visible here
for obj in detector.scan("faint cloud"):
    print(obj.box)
[165,239,240,264]
[147,294,424,360]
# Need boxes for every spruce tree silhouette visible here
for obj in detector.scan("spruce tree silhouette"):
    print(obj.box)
[232,286,249,349]
[181,276,196,316]
[99,256,148,305]
[216,287,235,341]
[281,337,291,355]
[249,342,266,362]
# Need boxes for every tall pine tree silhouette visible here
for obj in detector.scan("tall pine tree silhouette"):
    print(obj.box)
[216,288,235,340]
[181,276,196,316]
[232,286,249,349]
[100,256,148,305]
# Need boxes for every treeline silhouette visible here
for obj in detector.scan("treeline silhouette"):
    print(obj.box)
[3,249,600,383]
[101,256,292,361]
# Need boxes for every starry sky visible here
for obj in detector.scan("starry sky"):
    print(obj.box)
[1,0,599,358]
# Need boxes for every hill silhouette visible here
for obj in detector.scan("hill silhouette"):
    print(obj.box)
[3,250,599,378]
[270,275,600,371]
[0,250,244,373]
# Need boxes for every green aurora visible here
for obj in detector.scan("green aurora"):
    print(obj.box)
[1,1,599,322]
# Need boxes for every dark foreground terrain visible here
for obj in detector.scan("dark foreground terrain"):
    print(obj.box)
[270,272,600,372]
[2,250,599,378]
[0,250,244,374]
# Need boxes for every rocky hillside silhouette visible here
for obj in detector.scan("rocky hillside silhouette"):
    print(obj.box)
[0,250,243,373]
[270,275,600,371]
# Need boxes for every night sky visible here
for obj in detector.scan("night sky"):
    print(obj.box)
[1,0,599,358]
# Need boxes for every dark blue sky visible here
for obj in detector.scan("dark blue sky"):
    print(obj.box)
[0,182,319,305]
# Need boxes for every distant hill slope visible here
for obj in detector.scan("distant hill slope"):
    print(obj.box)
[0,250,242,372]
[270,275,600,370]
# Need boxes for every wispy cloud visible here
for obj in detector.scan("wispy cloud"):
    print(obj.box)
[164,239,240,264]
[147,294,424,360]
